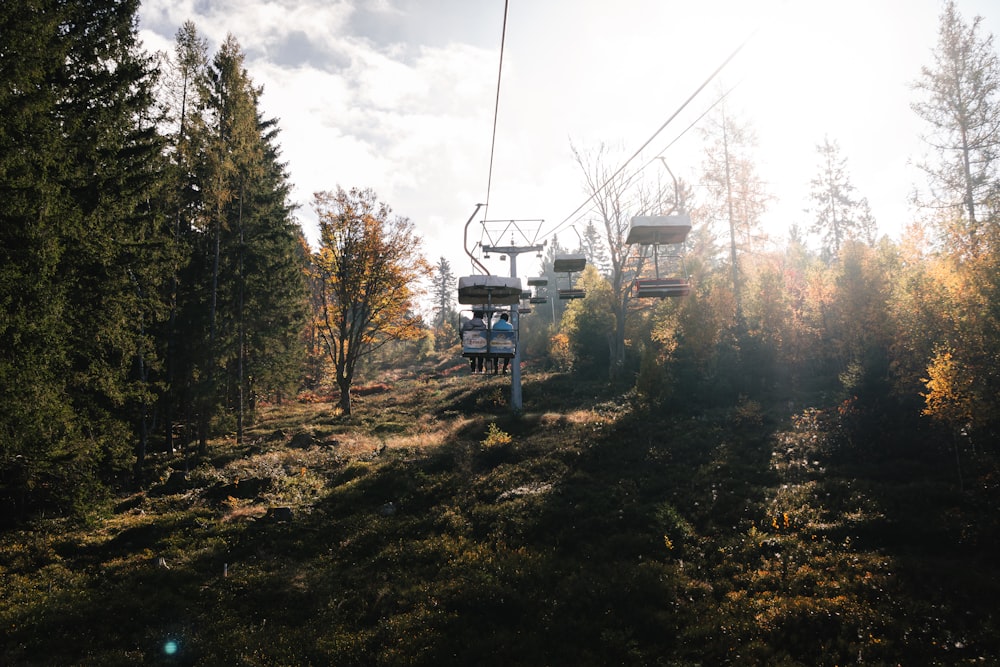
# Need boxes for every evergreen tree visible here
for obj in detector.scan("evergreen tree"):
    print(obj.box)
[698,102,771,319]
[237,112,308,414]
[911,1,1000,446]
[1,0,170,518]
[579,220,610,277]
[807,136,876,259]
[912,0,1000,253]
[156,20,209,458]
[183,34,307,447]
[431,256,457,329]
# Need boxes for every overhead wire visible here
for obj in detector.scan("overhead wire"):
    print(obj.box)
[482,0,510,225]
[539,23,763,244]
[555,80,743,242]
[618,79,743,203]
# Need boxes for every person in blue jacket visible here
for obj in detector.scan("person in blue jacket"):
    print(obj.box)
[491,312,513,375]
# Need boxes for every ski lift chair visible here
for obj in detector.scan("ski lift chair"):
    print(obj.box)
[527,276,549,304]
[457,275,521,364]
[626,215,692,299]
[553,254,587,300]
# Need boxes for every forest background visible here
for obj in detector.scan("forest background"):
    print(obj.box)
[1,0,999,531]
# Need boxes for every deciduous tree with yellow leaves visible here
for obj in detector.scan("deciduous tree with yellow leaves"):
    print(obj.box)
[311,187,430,415]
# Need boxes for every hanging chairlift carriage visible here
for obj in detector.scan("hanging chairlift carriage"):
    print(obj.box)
[457,274,522,361]
[553,254,587,300]
[626,214,692,299]
[527,276,549,304]
[519,290,533,314]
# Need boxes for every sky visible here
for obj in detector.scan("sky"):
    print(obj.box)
[136,0,1000,285]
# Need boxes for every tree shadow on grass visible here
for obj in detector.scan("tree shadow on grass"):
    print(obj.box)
[0,375,793,665]
[224,382,785,665]
[814,426,1000,664]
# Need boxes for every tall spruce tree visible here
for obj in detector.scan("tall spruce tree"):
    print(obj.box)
[912,0,1000,253]
[431,256,456,330]
[183,34,306,448]
[156,21,209,458]
[911,2,1000,443]
[699,102,771,320]
[807,137,876,259]
[238,111,308,415]
[1,0,169,518]
[579,220,610,277]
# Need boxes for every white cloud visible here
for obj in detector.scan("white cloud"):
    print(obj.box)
[138,0,1000,281]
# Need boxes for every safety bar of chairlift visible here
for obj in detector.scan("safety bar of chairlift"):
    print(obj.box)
[461,329,516,358]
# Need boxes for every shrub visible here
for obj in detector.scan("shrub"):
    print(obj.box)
[481,423,512,448]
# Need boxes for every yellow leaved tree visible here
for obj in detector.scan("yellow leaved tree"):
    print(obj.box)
[311,187,430,415]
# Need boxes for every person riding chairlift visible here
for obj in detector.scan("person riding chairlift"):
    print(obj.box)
[461,310,487,373]
[490,312,513,375]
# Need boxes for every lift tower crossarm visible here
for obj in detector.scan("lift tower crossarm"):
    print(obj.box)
[481,244,545,256]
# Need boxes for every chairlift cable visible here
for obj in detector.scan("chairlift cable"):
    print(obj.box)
[618,79,743,203]
[482,0,510,224]
[539,24,762,244]
[542,79,741,244]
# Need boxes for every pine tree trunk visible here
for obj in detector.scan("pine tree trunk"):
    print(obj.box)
[201,215,221,454]
[237,185,245,446]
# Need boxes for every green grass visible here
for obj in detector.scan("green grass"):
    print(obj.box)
[2,370,998,665]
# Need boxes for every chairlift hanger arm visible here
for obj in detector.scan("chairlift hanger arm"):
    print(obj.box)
[463,203,488,275]
[658,158,682,215]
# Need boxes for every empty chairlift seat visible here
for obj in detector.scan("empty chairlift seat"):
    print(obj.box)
[527,277,549,304]
[553,254,587,300]
[631,277,691,298]
[626,215,692,299]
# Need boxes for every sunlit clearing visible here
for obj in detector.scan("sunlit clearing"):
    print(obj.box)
[563,409,602,425]
[385,416,472,450]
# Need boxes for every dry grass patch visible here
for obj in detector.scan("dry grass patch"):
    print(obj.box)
[220,501,269,523]
[562,409,604,425]
[384,415,473,450]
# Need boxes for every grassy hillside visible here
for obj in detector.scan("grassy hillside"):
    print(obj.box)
[2,364,998,665]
